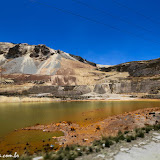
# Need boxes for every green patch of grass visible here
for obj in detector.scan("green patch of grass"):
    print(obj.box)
[44,153,52,160]
[77,151,83,156]
[124,130,129,134]
[136,131,145,138]
[118,134,125,141]
[112,132,125,143]
[135,128,141,133]
[118,130,123,136]
[81,146,87,152]
[102,136,113,147]
[92,140,102,146]
[145,126,152,133]
[153,124,160,131]
[89,147,93,153]
[19,156,32,160]
[142,127,146,130]
[130,135,136,140]
[19,123,160,160]
[85,147,94,155]
[95,146,101,152]
[126,136,132,142]
[67,151,78,160]
[54,154,64,160]
[126,135,136,142]
[104,138,113,147]
[65,145,70,151]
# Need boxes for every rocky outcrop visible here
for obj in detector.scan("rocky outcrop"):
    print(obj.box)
[3,43,56,60]
[69,54,97,67]
[7,44,28,58]
[0,42,96,67]
[15,85,92,100]
[0,42,97,76]
[0,42,15,55]
[93,79,160,94]
[93,84,110,94]
[99,58,160,77]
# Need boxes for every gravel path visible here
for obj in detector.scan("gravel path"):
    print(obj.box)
[77,131,160,160]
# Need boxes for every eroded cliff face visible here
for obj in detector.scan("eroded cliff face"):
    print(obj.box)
[0,42,160,100]
[96,58,160,99]
[92,79,160,94]
[1,79,159,100]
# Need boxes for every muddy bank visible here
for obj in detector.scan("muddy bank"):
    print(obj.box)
[0,94,134,103]
[23,107,160,146]
[1,94,160,103]
[0,130,63,155]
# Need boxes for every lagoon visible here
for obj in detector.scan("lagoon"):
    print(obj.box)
[0,100,160,137]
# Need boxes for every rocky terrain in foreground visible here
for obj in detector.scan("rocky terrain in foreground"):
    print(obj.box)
[0,42,160,101]
[78,131,160,160]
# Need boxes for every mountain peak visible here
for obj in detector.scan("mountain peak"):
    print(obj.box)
[0,42,97,76]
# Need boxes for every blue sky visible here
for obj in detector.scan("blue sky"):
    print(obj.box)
[1,0,160,65]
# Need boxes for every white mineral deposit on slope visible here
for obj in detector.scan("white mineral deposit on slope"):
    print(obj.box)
[0,54,6,64]
[36,54,61,75]
[20,54,37,74]
[60,51,78,61]
[3,55,37,74]
[1,48,78,75]
[36,52,77,75]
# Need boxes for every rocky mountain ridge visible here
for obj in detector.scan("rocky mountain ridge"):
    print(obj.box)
[0,42,160,100]
[99,58,160,77]
[0,42,96,75]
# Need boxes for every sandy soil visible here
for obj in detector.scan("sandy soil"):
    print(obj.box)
[0,96,58,103]
[0,94,160,103]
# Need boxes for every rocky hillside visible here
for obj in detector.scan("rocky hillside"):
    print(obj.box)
[0,42,96,75]
[0,42,160,100]
[99,58,160,77]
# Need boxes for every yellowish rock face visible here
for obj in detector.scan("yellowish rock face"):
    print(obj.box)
[50,58,108,85]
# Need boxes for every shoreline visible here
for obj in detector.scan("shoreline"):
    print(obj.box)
[0,95,160,103]
[0,106,160,156]
[23,107,160,146]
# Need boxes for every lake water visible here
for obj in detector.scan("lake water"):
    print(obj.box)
[0,100,160,137]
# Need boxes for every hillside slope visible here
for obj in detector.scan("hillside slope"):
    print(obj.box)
[0,42,160,100]
[99,58,160,77]
[0,42,96,75]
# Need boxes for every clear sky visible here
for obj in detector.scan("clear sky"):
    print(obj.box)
[1,0,160,65]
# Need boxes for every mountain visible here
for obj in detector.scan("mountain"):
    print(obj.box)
[99,58,160,77]
[0,42,96,75]
[0,42,160,100]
